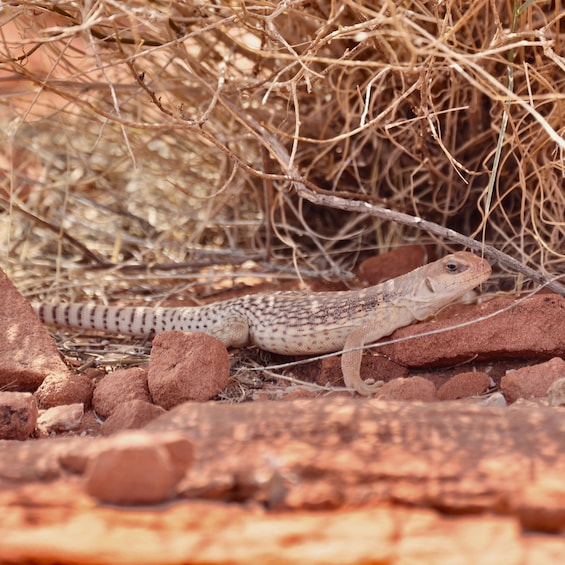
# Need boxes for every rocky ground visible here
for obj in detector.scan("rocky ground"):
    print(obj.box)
[2,249,565,563]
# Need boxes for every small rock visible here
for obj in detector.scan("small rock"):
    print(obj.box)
[93,367,150,418]
[148,331,230,408]
[82,366,107,381]
[358,245,434,284]
[35,373,94,409]
[547,378,565,407]
[501,357,565,403]
[0,391,38,440]
[84,431,194,505]
[36,403,84,436]
[101,399,166,435]
[437,371,490,401]
[0,268,72,391]
[376,376,437,402]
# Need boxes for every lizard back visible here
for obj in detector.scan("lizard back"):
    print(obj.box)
[35,286,393,354]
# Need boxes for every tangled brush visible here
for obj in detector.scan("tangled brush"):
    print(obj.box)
[0,0,564,298]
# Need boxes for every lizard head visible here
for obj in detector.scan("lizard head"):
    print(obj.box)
[403,251,491,321]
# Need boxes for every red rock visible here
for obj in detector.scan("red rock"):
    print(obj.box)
[148,331,230,408]
[0,391,38,440]
[93,367,150,418]
[382,295,565,367]
[84,431,193,505]
[101,399,166,436]
[0,268,71,391]
[376,376,437,401]
[36,403,84,436]
[34,373,94,409]
[358,245,434,284]
[82,366,106,381]
[4,398,565,560]
[437,372,490,401]
[85,443,175,505]
[501,357,565,403]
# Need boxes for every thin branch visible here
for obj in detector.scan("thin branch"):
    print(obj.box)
[294,187,565,296]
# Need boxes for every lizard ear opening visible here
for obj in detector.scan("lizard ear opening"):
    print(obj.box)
[425,276,436,293]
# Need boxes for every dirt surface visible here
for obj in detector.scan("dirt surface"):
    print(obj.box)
[2,257,565,562]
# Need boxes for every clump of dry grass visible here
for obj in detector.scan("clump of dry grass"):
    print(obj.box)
[0,0,564,301]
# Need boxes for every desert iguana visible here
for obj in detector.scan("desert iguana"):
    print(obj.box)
[34,251,491,395]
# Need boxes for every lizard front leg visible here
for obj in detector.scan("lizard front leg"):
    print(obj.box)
[341,325,386,396]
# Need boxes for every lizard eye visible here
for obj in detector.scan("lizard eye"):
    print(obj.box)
[445,260,462,273]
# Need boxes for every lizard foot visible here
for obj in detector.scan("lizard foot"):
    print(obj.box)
[344,375,384,397]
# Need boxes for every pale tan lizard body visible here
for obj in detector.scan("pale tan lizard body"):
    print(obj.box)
[34,251,491,395]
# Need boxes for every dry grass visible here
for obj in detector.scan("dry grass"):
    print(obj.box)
[1,0,564,303]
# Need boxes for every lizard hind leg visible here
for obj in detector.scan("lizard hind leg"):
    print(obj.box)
[208,313,251,349]
[341,326,385,396]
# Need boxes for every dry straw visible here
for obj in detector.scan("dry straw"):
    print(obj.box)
[0,0,564,302]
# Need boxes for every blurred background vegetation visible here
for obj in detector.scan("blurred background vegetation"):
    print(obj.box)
[1,0,563,302]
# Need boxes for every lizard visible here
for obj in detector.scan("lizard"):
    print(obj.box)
[33,251,491,396]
